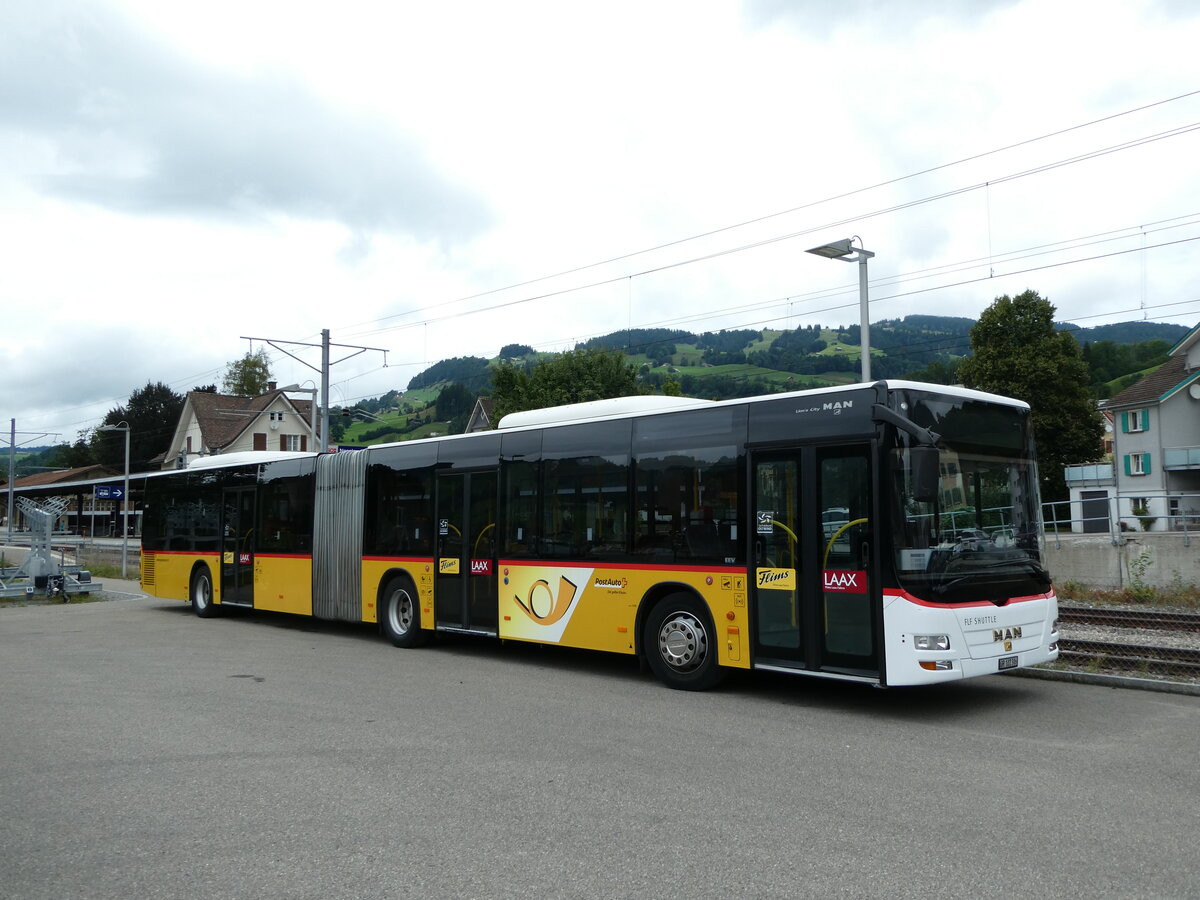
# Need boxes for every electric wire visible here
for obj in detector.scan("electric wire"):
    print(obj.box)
[347,89,1200,332]
[18,93,1200,438]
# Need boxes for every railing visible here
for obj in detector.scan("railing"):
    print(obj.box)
[1043,492,1200,547]
[1064,463,1115,485]
[1164,447,1200,470]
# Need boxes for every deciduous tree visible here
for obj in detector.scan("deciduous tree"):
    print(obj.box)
[222,348,273,397]
[491,348,640,420]
[958,290,1104,503]
[93,381,185,471]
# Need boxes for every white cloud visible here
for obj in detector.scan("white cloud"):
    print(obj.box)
[2,0,1199,445]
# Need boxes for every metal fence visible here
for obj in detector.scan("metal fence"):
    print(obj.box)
[1043,492,1200,548]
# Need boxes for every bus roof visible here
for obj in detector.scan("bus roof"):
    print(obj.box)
[497,394,712,429]
[185,450,318,470]
[883,380,1031,411]
[495,380,1029,432]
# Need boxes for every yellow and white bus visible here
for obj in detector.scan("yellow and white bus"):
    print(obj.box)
[140,380,1059,689]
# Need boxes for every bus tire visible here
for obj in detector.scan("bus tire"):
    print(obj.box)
[644,594,724,691]
[190,566,218,619]
[381,576,428,648]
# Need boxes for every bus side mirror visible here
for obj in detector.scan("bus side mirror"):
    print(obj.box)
[911,446,940,504]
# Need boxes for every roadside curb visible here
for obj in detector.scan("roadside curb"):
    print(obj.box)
[1010,665,1200,697]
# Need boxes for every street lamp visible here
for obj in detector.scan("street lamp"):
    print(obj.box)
[806,237,876,382]
[97,423,131,579]
[277,382,319,450]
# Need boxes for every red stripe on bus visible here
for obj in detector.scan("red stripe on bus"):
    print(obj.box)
[498,559,746,574]
[884,588,1052,609]
[362,556,435,564]
[143,550,221,558]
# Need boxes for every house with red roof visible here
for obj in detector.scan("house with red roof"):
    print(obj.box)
[1067,323,1200,533]
[162,383,319,469]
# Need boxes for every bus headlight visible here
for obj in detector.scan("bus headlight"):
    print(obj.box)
[913,634,950,651]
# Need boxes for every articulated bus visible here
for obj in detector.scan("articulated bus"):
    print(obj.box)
[140,380,1060,690]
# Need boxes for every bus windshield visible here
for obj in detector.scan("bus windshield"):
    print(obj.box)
[889,392,1051,605]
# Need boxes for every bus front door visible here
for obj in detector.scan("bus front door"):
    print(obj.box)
[435,470,498,634]
[221,486,255,608]
[752,445,877,677]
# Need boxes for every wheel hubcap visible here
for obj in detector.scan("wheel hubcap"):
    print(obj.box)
[388,590,413,634]
[658,612,707,672]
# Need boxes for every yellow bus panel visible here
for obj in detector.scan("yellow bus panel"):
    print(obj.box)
[360,557,436,627]
[253,554,313,616]
[498,562,750,669]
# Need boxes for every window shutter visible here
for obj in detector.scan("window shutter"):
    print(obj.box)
[1142,408,1151,430]
[301,435,308,452]
[1123,455,1132,476]
[253,432,267,451]
[1144,453,1152,475]
[279,435,287,451]
[1120,412,1129,433]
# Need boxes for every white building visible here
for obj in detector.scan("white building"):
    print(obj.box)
[1065,323,1200,533]
[162,384,319,469]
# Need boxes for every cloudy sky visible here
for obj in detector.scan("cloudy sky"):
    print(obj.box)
[3,0,1199,446]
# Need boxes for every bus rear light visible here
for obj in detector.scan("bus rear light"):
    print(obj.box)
[919,660,954,671]
[913,634,950,651]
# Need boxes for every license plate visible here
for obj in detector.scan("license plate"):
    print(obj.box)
[998,655,1018,671]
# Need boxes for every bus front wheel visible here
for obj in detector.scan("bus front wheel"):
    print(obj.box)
[381,576,429,648]
[644,594,724,691]
[190,566,218,619]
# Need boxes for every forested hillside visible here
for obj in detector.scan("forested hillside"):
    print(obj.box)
[403,316,1188,405]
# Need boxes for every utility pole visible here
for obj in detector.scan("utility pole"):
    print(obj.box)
[6,419,12,545]
[5,420,56,544]
[321,329,331,454]
[239,330,388,452]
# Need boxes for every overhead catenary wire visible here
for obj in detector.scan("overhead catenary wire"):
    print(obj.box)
[340,119,1200,349]
[23,92,1200,437]
[346,89,1200,334]
[378,229,1200,369]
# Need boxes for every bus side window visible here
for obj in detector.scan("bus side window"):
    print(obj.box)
[502,458,539,557]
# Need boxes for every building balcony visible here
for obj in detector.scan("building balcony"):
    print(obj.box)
[1163,446,1200,470]
[1064,463,1115,486]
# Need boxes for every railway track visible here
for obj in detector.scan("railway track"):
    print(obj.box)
[1057,605,1200,632]
[1055,605,1200,678]
[1056,639,1200,676]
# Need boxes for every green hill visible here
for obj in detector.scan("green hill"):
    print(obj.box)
[379,316,1190,440]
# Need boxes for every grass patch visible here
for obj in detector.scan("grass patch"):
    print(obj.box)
[84,562,137,580]
[1055,579,1200,609]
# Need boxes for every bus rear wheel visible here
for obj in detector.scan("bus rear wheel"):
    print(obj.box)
[644,594,724,691]
[190,566,218,619]
[381,576,428,648]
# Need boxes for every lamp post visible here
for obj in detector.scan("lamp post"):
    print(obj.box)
[806,237,876,382]
[97,423,131,579]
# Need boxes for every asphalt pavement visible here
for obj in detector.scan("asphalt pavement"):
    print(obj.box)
[2,593,1198,899]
